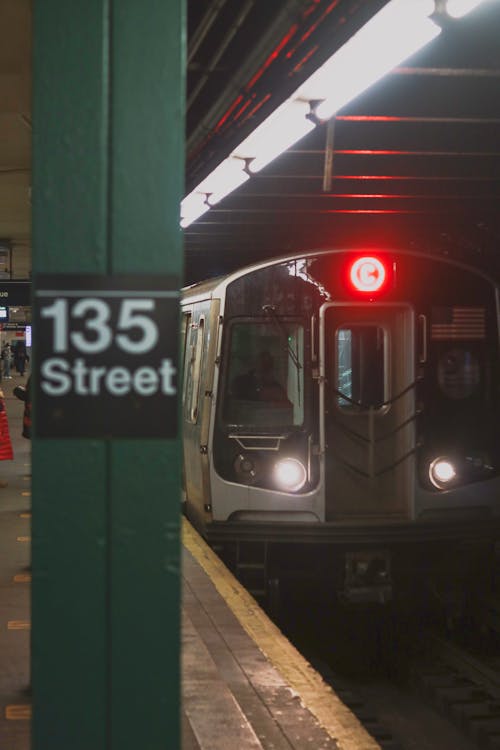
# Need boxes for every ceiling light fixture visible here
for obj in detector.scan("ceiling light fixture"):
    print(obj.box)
[180,0,487,227]
[234,99,316,174]
[302,0,440,122]
[445,0,489,18]
[197,156,250,205]
[180,192,210,228]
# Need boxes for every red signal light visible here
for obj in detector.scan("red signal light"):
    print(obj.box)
[349,256,386,293]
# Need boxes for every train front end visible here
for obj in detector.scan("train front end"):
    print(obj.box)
[206,250,500,604]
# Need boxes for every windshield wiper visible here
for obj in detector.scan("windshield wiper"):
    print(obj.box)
[262,304,302,373]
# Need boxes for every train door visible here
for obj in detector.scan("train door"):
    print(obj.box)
[320,303,415,521]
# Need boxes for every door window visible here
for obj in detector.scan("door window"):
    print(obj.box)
[184,317,205,423]
[336,325,386,409]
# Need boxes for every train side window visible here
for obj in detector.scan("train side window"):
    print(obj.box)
[180,311,192,398]
[336,325,386,409]
[185,317,205,423]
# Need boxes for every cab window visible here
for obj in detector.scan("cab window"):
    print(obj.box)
[223,321,304,428]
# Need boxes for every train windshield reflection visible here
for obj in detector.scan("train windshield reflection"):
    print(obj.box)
[223,321,304,427]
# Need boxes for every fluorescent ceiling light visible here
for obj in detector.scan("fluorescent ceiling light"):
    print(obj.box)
[303,1,440,121]
[233,99,316,173]
[181,0,490,227]
[180,158,250,224]
[197,157,250,205]
[445,0,489,18]
[180,192,210,227]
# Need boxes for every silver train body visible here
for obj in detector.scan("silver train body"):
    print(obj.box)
[181,249,500,605]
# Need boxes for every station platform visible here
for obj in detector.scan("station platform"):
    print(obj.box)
[182,524,378,750]
[0,374,32,750]
[0,377,378,750]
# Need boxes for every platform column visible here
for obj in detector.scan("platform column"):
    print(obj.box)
[32,2,184,749]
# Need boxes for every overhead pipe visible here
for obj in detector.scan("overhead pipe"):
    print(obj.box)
[188,0,230,65]
[187,0,306,153]
[187,0,257,112]
[322,117,336,192]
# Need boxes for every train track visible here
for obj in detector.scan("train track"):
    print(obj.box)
[278,595,478,749]
[278,589,500,749]
[254,558,500,748]
[410,631,500,749]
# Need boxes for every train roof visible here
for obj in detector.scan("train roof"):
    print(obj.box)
[181,247,499,302]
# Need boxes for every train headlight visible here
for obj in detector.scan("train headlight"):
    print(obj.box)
[274,458,307,492]
[429,457,456,489]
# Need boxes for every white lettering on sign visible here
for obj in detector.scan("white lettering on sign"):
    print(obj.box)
[41,298,159,354]
[40,357,177,397]
[39,295,176,399]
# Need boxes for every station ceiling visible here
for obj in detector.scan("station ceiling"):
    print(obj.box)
[0,2,499,285]
[185,0,500,284]
[0,0,30,280]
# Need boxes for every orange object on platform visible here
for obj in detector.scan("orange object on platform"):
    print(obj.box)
[0,391,13,461]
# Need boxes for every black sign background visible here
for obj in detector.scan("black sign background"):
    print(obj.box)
[0,281,31,306]
[34,274,180,438]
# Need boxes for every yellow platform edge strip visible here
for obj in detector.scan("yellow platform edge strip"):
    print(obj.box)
[182,518,381,750]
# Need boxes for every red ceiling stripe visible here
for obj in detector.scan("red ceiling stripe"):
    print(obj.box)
[214,94,244,132]
[245,24,299,91]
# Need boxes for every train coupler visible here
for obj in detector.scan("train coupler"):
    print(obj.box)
[341,549,392,604]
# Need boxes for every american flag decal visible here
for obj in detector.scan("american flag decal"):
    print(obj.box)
[431,306,486,340]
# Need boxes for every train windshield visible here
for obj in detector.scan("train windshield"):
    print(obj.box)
[222,321,304,428]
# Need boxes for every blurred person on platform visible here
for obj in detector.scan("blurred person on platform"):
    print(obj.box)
[1,343,12,379]
[14,376,31,440]
[14,342,28,377]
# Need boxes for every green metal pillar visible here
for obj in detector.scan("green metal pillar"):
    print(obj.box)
[32,2,184,748]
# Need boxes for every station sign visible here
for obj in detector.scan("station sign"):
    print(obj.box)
[34,274,179,438]
[0,281,31,306]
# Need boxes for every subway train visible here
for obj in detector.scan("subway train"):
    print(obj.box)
[181,248,500,610]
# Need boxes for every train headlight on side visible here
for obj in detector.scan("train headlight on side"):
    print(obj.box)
[429,457,456,489]
[273,458,307,492]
